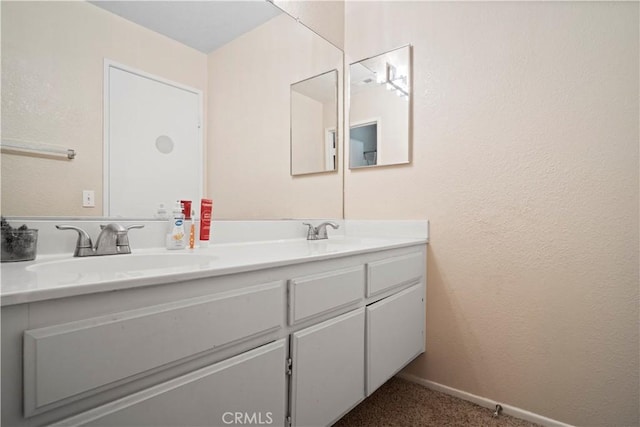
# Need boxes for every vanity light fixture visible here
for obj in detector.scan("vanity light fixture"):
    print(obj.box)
[373,62,409,100]
[385,62,409,99]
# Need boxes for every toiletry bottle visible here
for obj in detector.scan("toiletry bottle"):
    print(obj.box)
[181,200,192,220]
[189,210,196,249]
[166,202,186,250]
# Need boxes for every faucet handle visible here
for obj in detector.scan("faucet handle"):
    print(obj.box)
[106,224,144,254]
[56,225,93,257]
[316,221,339,239]
[118,225,144,253]
[303,223,318,240]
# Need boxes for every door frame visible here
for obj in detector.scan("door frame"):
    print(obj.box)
[103,59,204,217]
[324,127,337,171]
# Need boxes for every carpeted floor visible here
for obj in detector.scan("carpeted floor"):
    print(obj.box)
[332,377,540,427]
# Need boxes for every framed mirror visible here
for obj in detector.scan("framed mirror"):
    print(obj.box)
[1,1,343,219]
[349,45,411,169]
[290,69,338,176]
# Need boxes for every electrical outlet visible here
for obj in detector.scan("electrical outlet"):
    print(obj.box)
[82,190,95,208]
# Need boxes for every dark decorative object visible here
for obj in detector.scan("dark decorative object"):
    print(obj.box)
[1,217,38,262]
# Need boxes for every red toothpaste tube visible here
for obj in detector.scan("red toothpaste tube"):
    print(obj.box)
[199,199,213,247]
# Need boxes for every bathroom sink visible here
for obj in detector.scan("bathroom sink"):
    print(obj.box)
[27,253,218,277]
[307,238,359,245]
[304,237,385,254]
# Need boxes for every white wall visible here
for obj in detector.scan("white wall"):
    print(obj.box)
[345,2,639,426]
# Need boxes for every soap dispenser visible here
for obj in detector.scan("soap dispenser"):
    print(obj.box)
[166,201,186,250]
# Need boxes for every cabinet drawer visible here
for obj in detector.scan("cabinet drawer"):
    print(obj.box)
[366,283,424,395]
[288,266,364,325]
[52,340,287,427]
[366,251,423,297]
[24,282,283,415]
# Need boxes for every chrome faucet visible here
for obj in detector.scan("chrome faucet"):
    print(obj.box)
[56,223,144,257]
[303,221,339,240]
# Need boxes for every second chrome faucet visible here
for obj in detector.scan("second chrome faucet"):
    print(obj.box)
[303,221,339,240]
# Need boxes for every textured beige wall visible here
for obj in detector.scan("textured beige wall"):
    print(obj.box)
[1,1,207,217]
[345,2,639,426]
[207,14,343,219]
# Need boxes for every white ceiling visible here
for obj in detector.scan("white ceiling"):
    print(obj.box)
[89,1,282,54]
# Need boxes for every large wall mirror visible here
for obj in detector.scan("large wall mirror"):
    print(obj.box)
[349,45,411,169]
[290,69,338,176]
[1,1,343,219]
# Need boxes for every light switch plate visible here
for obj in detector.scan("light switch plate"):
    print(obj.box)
[82,190,95,208]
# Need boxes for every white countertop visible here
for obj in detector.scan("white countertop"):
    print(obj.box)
[1,235,427,307]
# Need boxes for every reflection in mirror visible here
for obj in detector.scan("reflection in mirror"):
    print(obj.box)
[206,8,343,218]
[290,70,338,176]
[349,45,411,169]
[1,1,343,219]
[350,122,379,167]
[1,1,279,218]
[104,62,203,218]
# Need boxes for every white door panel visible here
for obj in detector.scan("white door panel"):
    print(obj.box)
[106,63,202,218]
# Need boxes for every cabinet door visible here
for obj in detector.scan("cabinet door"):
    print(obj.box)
[24,282,283,415]
[366,283,424,395]
[54,340,286,427]
[290,308,365,427]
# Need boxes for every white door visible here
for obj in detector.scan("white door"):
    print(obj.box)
[290,308,365,427]
[105,62,202,218]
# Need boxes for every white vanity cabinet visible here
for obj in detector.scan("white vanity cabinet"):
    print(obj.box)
[364,252,426,395]
[287,266,366,426]
[1,242,426,427]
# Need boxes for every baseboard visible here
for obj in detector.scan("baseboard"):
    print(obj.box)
[396,373,573,427]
